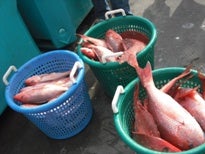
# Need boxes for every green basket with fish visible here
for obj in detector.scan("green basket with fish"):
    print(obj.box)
[4,50,93,139]
[77,9,157,97]
[111,67,205,154]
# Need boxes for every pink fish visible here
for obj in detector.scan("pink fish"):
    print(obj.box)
[133,84,160,137]
[21,104,39,108]
[124,38,146,51]
[80,47,98,60]
[117,38,146,64]
[25,70,70,86]
[105,29,125,52]
[77,34,108,48]
[128,56,205,150]
[14,79,72,104]
[132,84,181,152]
[174,87,205,132]
[21,77,70,92]
[120,30,149,44]
[133,133,182,152]
[91,45,121,63]
[133,84,181,152]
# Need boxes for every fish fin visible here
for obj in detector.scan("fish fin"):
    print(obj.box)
[165,73,194,97]
[168,72,195,99]
[76,33,86,41]
[134,83,140,103]
[198,70,205,80]
[197,70,205,99]
[174,86,199,100]
[76,34,94,45]
[160,66,192,93]
[143,97,149,109]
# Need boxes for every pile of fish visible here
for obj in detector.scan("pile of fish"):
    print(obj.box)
[78,29,149,63]
[13,70,73,108]
[120,51,205,152]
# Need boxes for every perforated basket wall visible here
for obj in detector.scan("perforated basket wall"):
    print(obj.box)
[113,67,205,154]
[77,15,157,97]
[5,50,92,139]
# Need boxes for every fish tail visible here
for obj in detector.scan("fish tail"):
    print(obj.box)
[76,33,84,39]
[136,61,154,88]
[76,34,91,44]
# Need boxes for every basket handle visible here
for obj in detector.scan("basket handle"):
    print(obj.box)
[101,52,123,63]
[105,9,126,20]
[3,65,17,86]
[112,85,125,114]
[70,61,83,84]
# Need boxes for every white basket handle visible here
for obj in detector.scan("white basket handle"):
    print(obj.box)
[112,85,125,114]
[70,61,83,84]
[102,52,123,63]
[105,9,126,20]
[3,65,17,86]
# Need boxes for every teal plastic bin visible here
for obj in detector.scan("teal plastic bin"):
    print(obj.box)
[17,0,93,49]
[0,0,40,115]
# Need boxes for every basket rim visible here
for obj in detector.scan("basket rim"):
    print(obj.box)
[77,15,157,68]
[113,67,205,154]
[5,50,85,113]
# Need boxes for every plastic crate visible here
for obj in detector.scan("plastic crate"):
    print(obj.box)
[112,67,205,154]
[17,0,93,48]
[77,12,157,97]
[4,50,92,139]
[0,0,40,115]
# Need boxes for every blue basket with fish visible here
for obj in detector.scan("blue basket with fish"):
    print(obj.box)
[77,9,157,97]
[111,67,205,154]
[4,50,93,139]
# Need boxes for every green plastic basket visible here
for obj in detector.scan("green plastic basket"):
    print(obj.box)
[112,67,205,154]
[77,14,157,97]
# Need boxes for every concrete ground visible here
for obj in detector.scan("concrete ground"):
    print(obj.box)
[1,0,205,154]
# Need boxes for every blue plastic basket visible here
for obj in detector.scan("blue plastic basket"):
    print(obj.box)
[4,50,93,139]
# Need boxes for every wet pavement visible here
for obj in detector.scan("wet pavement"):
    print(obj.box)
[1,0,205,154]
